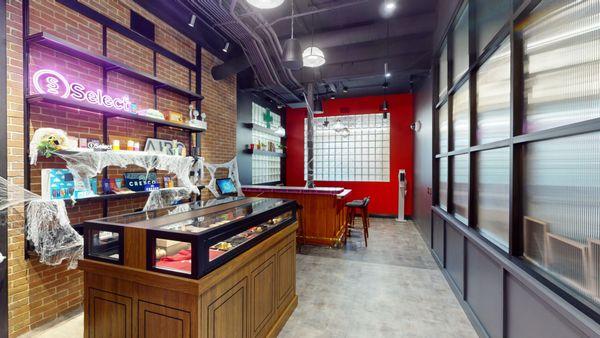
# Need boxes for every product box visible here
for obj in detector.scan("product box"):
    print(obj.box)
[42,169,98,200]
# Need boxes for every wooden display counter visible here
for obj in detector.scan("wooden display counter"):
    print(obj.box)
[80,222,298,338]
[243,186,352,246]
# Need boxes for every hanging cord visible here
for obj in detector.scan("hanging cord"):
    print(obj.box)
[291,0,295,39]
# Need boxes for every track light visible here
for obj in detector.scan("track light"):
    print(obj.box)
[343,86,348,93]
[188,14,197,27]
[384,63,391,78]
[330,95,336,100]
[222,42,230,53]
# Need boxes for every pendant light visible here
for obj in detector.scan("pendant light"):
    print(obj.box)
[246,0,285,9]
[314,93,324,114]
[303,13,325,67]
[282,0,302,69]
[381,21,390,116]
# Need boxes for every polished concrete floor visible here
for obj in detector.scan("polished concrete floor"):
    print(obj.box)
[278,218,477,338]
[22,218,477,338]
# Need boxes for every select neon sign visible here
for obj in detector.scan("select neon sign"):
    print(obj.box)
[33,69,132,112]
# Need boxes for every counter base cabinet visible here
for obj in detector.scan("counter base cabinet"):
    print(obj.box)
[82,222,298,338]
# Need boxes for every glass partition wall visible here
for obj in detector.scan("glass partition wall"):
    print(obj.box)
[434,0,600,318]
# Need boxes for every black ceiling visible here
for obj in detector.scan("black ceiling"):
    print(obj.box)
[137,0,437,102]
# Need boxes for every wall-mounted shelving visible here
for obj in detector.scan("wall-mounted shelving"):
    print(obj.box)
[27,94,206,132]
[243,123,285,138]
[243,149,286,158]
[27,32,204,101]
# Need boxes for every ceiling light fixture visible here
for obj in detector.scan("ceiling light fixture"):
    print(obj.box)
[330,94,336,100]
[343,86,348,93]
[246,0,285,9]
[222,42,230,53]
[313,94,324,114]
[303,13,326,68]
[188,14,197,27]
[385,1,396,11]
[384,62,391,78]
[282,0,303,69]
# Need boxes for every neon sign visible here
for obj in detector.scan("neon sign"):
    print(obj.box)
[33,69,132,112]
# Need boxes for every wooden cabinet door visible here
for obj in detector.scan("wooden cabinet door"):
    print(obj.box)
[138,301,191,338]
[203,277,249,338]
[250,255,276,338]
[88,288,132,338]
[277,241,295,309]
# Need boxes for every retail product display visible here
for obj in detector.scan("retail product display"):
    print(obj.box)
[83,197,297,278]
[41,169,98,200]
[166,111,184,123]
[124,172,158,192]
[137,108,165,120]
[188,104,208,129]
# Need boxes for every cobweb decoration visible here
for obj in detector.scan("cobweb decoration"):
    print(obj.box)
[0,176,83,269]
[31,150,201,197]
[143,187,193,211]
[204,157,244,198]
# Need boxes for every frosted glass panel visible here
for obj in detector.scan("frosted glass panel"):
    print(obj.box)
[523,132,600,309]
[523,0,600,133]
[477,38,511,144]
[475,0,511,55]
[439,103,449,154]
[452,6,469,84]
[477,148,510,249]
[452,82,470,150]
[439,157,448,211]
[453,154,469,224]
[439,41,448,99]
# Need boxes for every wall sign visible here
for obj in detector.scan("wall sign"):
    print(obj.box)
[144,138,186,156]
[32,69,132,112]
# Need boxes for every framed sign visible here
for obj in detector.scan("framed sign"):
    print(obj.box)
[144,138,186,156]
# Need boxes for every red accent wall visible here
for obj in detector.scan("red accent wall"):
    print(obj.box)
[285,94,414,216]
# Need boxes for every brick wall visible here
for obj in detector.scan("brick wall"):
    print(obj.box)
[4,0,237,336]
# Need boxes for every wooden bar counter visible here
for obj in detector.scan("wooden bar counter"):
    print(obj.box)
[79,198,298,338]
[243,186,352,246]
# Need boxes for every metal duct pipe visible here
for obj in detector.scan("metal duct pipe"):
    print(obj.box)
[295,13,436,50]
[211,56,251,80]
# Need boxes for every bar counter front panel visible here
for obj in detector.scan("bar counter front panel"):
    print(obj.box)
[242,186,352,247]
[80,197,299,338]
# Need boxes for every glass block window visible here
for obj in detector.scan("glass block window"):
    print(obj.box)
[439,40,449,99]
[452,6,470,84]
[304,113,390,182]
[453,154,469,224]
[475,0,511,55]
[476,37,511,144]
[251,102,282,184]
[523,131,600,309]
[477,147,510,249]
[452,82,470,151]
[523,0,600,133]
[439,157,448,211]
[439,103,449,154]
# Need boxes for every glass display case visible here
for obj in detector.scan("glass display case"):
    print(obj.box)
[83,197,298,279]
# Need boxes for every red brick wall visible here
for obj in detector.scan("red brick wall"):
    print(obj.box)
[4,0,237,336]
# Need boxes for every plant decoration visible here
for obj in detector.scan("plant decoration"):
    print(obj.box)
[37,133,67,158]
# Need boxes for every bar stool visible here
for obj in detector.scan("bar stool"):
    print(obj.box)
[345,197,370,247]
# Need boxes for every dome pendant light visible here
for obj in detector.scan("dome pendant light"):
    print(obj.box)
[282,0,302,70]
[303,13,325,68]
[246,0,285,9]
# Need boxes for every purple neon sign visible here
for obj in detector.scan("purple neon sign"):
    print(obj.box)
[33,69,132,112]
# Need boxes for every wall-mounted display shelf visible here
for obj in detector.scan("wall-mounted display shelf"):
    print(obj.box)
[243,149,286,158]
[243,123,285,138]
[27,94,206,132]
[68,185,205,204]
[27,32,204,101]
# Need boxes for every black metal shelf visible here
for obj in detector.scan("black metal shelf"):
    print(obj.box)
[70,185,205,203]
[27,32,204,101]
[243,149,286,158]
[243,123,285,138]
[27,94,206,132]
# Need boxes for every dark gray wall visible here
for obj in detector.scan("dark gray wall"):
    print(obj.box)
[413,75,433,245]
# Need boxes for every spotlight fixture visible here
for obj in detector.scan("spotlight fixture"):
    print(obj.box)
[222,42,230,53]
[385,1,396,11]
[343,86,348,93]
[381,0,397,18]
[303,46,326,68]
[381,100,389,112]
[246,0,285,9]
[282,0,303,70]
[188,14,197,27]
[313,95,324,114]
[384,63,391,78]
[330,95,336,100]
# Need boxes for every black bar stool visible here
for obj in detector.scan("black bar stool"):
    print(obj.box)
[345,197,370,247]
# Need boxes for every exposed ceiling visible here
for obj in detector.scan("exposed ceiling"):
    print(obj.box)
[137,0,437,103]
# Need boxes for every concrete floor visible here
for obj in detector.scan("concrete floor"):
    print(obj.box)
[22,218,477,338]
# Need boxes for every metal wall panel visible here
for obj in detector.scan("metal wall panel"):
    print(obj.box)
[433,213,445,263]
[446,224,465,293]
